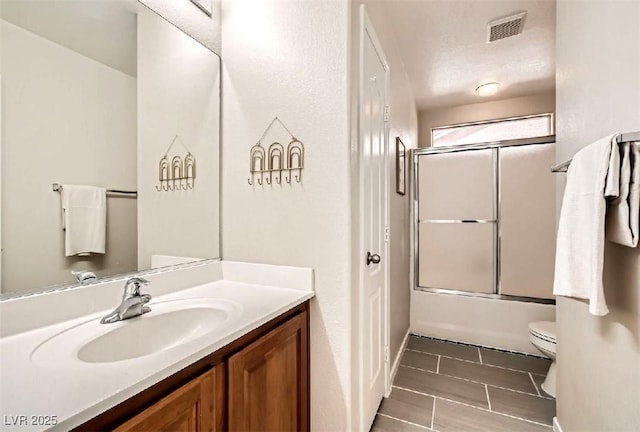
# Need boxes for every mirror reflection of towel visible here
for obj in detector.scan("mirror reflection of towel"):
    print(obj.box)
[606,141,640,247]
[61,185,106,257]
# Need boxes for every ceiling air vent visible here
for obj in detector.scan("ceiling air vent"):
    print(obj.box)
[487,11,527,43]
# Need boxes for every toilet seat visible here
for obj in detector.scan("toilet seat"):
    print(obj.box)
[528,321,556,344]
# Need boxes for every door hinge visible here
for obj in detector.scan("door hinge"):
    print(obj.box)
[384,226,390,242]
[384,346,390,363]
[383,105,390,122]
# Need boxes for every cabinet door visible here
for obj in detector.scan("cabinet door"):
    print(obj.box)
[114,365,225,432]
[228,313,308,432]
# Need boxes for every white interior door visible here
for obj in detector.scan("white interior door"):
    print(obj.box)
[359,8,389,431]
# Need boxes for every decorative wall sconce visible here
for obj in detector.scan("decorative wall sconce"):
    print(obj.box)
[248,117,305,186]
[156,135,196,191]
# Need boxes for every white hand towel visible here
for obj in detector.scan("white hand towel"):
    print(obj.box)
[61,185,106,257]
[553,134,621,316]
[606,141,640,247]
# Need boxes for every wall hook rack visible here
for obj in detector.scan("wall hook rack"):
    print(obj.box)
[248,117,305,187]
[155,135,196,191]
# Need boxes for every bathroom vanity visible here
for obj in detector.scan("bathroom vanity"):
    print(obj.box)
[80,301,308,432]
[0,260,314,432]
[0,1,314,430]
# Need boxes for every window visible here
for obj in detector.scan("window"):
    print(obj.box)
[431,113,554,147]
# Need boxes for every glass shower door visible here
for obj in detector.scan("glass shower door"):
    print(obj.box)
[417,149,496,293]
[499,144,556,299]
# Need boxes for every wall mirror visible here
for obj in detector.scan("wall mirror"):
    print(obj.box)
[0,0,221,296]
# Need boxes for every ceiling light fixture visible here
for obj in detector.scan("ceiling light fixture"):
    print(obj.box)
[475,82,500,97]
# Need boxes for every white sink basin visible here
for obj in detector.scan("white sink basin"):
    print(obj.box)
[31,298,241,366]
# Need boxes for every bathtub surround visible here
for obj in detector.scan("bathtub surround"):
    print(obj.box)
[411,291,555,355]
[555,0,640,430]
[411,138,557,354]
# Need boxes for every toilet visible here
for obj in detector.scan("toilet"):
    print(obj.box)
[528,321,557,398]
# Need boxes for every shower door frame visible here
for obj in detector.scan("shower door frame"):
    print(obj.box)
[412,135,556,304]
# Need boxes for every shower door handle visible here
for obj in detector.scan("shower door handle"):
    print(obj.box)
[366,252,381,266]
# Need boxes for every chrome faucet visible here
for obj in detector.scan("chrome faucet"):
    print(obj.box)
[100,277,152,324]
[72,271,97,285]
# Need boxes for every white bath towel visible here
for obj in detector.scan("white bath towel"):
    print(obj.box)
[553,134,621,316]
[606,141,640,247]
[61,185,106,257]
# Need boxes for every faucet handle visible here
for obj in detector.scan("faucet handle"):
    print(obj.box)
[72,271,97,285]
[124,277,150,296]
[129,277,150,285]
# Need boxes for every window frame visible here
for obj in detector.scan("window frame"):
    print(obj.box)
[430,113,555,147]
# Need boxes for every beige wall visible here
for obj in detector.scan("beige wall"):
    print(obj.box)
[137,9,220,269]
[0,20,137,293]
[555,1,640,431]
[353,0,417,382]
[220,1,352,430]
[418,92,556,147]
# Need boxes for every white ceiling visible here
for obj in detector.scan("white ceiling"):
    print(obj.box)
[383,0,556,111]
[1,0,138,77]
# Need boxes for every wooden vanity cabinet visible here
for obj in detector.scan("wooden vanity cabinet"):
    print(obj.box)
[228,312,308,432]
[73,301,309,432]
[114,365,225,432]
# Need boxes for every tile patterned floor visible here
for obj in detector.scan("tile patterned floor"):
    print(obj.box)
[371,335,555,432]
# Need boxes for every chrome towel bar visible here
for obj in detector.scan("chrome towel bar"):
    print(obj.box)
[52,183,137,197]
[551,131,640,173]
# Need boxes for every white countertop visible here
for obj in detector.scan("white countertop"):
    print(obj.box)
[0,261,314,431]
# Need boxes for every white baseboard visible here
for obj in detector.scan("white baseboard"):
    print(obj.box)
[553,416,563,432]
[387,329,410,396]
